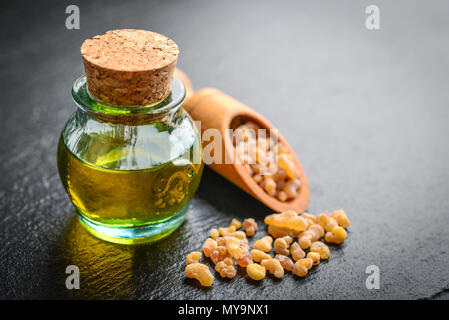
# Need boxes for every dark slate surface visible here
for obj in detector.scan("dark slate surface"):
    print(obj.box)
[1,0,448,300]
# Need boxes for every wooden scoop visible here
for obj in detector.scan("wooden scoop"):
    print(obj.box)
[183,88,310,213]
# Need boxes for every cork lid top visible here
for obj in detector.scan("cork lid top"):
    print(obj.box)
[80,29,179,106]
[81,29,179,71]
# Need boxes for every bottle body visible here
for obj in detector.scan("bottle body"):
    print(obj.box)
[58,75,203,244]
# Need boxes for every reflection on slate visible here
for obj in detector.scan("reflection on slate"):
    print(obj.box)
[59,218,137,298]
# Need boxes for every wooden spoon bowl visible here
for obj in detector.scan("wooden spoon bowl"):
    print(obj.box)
[183,88,310,213]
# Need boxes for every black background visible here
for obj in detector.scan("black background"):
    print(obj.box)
[0,0,448,299]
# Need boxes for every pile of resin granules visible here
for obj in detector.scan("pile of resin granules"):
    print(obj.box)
[232,121,302,202]
[185,210,350,286]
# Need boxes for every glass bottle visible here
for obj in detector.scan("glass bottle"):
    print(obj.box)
[57,74,203,244]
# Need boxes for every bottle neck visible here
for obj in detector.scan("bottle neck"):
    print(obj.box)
[72,74,186,125]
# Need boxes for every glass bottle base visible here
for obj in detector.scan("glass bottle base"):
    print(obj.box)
[77,208,187,245]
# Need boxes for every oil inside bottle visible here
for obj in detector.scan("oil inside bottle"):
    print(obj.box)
[57,109,203,243]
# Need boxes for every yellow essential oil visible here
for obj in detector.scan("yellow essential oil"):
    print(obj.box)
[58,136,202,236]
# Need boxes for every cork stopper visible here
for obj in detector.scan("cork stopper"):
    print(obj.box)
[81,29,179,106]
